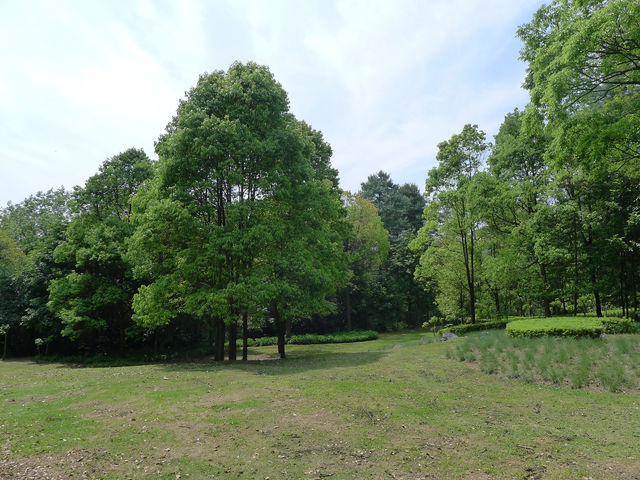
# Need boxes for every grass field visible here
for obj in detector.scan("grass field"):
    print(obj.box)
[1,331,639,479]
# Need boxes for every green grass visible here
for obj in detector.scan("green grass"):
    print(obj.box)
[1,330,638,479]
[451,330,639,392]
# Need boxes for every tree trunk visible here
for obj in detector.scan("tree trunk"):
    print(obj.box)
[632,253,638,318]
[469,228,476,324]
[119,326,125,353]
[492,289,500,318]
[228,319,237,361]
[2,332,6,360]
[540,263,551,317]
[590,270,602,317]
[275,309,286,359]
[344,288,352,331]
[214,318,225,361]
[285,317,292,339]
[242,311,248,361]
[154,330,159,355]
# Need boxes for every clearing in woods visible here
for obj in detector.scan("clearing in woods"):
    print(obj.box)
[0,330,638,479]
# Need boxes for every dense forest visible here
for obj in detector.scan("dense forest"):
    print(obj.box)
[0,0,638,359]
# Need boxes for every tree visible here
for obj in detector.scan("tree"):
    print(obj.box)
[487,108,557,317]
[0,188,72,356]
[130,62,348,360]
[519,0,640,317]
[359,172,428,330]
[0,227,26,359]
[412,124,489,324]
[360,172,424,238]
[518,0,640,177]
[47,149,153,351]
[342,192,389,330]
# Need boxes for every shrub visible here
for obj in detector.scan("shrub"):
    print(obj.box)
[506,317,604,338]
[601,317,636,334]
[437,319,510,335]
[241,330,379,347]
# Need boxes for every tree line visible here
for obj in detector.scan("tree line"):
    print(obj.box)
[1,0,638,359]
[0,63,430,359]
[411,0,639,326]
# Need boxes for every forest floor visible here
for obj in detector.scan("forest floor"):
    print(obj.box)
[0,330,638,479]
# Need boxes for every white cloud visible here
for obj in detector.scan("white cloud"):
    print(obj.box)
[0,0,544,206]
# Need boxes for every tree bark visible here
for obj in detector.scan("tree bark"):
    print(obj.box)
[228,319,237,361]
[285,317,292,339]
[469,228,476,323]
[590,269,602,317]
[540,263,551,317]
[275,309,286,359]
[344,288,352,331]
[242,311,248,361]
[632,254,638,318]
[154,330,159,356]
[214,318,225,361]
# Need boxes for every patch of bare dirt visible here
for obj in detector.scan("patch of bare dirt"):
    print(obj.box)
[0,447,112,480]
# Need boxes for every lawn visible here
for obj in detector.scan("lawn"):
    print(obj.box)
[1,331,638,479]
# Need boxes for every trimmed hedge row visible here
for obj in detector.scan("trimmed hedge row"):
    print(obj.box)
[437,318,515,335]
[506,316,637,338]
[506,317,603,338]
[240,330,379,347]
[600,317,636,334]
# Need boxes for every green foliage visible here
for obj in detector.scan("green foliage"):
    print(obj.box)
[506,317,604,338]
[0,188,72,355]
[437,318,512,335]
[289,330,378,345]
[48,149,153,349]
[600,317,636,334]
[241,330,379,347]
[412,124,489,324]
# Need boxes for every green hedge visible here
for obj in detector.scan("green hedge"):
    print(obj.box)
[600,317,636,334]
[240,330,379,347]
[506,317,604,338]
[437,319,512,335]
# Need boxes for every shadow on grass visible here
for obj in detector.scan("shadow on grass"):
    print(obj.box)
[24,345,389,376]
[18,330,433,373]
[161,348,390,376]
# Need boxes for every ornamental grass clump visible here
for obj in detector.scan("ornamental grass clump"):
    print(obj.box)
[447,330,639,392]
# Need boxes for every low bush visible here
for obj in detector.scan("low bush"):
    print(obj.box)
[241,330,379,347]
[601,317,636,334]
[506,317,604,338]
[437,319,510,335]
[289,330,379,344]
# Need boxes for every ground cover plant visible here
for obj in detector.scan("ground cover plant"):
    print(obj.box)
[1,330,639,479]
[448,330,640,392]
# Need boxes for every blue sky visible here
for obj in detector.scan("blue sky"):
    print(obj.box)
[0,0,545,206]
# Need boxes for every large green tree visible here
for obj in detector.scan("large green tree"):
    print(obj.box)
[0,188,72,356]
[412,124,489,323]
[341,192,389,330]
[130,62,348,360]
[47,149,153,351]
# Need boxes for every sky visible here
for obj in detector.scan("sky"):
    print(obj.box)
[0,0,545,207]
